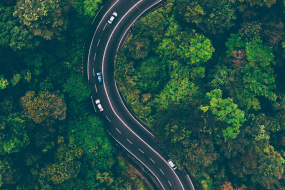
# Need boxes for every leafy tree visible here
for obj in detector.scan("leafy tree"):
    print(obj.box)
[124,34,151,60]
[68,115,116,171]
[154,61,198,110]
[132,8,169,43]
[0,75,9,89]
[176,0,236,35]
[83,0,102,17]
[177,32,215,64]
[13,0,71,40]
[225,36,277,111]
[200,89,245,139]
[134,56,167,92]
[0,97,14,114]
[238,21,262,42]
[10,73,21,86]
[230,0,276,12]
[44,136,83,184]
[0,158,21,187]
[0,113,29,155]
[152,102,223,180]
[62,71,91,102]
[20,90,67,124]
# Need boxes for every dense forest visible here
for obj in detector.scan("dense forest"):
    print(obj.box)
[0,0,149,189]
[114,0,285,189]
[1,0,285,189]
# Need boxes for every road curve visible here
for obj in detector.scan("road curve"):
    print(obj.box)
[87,0,195,189]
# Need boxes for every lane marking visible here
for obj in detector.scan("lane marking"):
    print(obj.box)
[87,0,120,80]
[168,181,172,187]
[127,139,132,144]
[106,132,165,190]
[92,6,103,24]
[97,39,100,46]
[106,116,111,122]
[94,53,96,60]
[150,158,155,163]
[93,68,95,76]
[159,168,164,175]
[103,23,108,30]
[91,96,96,112]
[119,30,131,50]
[138,148,144,154]
[186,173,195,190]
[95,84,97,93]
[116,128,121,134]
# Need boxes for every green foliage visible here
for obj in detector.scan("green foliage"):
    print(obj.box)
[68,115,116,171]
[134,57,167,92]
[10,73,21,86]
[230,0,276,12]
[200,89,245,139]
[177,32,215,64]
[176,0,237,35]
[20,90,67,124]
[0,75,9,89]
[225,36,277,111]
[154,61,198,109]
[0,158,21,187]
[62,71,91,102]
[124,34,151,60]
[83,0,102,17]
[13,0,71,41]
[0,113,29,155]
[238,21,262,42]
[45,136,83,184]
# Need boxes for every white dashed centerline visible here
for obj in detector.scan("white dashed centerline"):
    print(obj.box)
[97,39,100,46]
[91,96,96,112]
[106,116,111,122]
[138,149,144,154]
[94,53,96,60]
[159,168,164,175]
[93,68,95,76]
[116,128,121,134]
[103,23,108,30]
[149,158,155,163]
[95,84,97,93]
[168,181,172,187]
[127,139,132,144]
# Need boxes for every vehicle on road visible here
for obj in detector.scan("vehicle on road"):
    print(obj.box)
[95,99,104,111]
[167,159,177,170]
[108,12,118,24]
[96,72,103,84]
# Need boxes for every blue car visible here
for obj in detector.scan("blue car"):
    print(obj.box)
[96,72,103,84]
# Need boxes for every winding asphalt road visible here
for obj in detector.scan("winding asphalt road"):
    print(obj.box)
[87,0,195,189]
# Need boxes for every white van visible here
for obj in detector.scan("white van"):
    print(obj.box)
[167,159,177,170]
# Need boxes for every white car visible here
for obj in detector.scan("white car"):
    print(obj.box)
[108,12,118,24]
[167,159,177,170]
[95,99,104,111]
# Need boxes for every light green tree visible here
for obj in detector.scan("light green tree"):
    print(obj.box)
[0,113,29,155]
[0,75,8,89]
[177,32,215,64]
[200,89,245,139]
